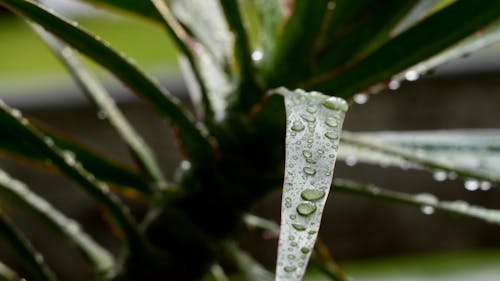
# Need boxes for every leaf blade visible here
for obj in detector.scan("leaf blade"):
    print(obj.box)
[275,88,348,281]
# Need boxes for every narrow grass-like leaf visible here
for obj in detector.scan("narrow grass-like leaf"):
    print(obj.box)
[339,130,500,187]
[274,88,348,281]
[80,0,161,22]
[209,264,230,281]
[243,213,280,236]
[0,262,18,281]
[310,0,500,98]
[0,210,57,281]
[0,101,143,247]
[265,0,330,88]
[389,22,500,88]
[334,178,500,225]
[0,168,114,274]
[34,27,168,191]
[249,0,283,59]
[223,242,273,281]
[0,0,214,165]
[0,125,151,196]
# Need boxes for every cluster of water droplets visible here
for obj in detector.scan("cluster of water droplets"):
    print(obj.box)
[277,89,347,281]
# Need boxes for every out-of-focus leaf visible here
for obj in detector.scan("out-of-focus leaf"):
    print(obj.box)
[0,261,18,281]
[0,101,143,247]
[334,178,500,225]
[79,0,161,21]
[265,0,330,87]
[316,0,418,74]
[223,242,273,281]
[339,130,500,186]
[274,88,348,281]
[0,210,57,281]
[249,0,283,58]
[35,27,167,191]
[0,169,114,274]
[0,124,151,196]
[310,0,500,98]
[0,0,214,166]
[391,0,456,36]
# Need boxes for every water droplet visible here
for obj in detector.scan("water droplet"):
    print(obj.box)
[480,181,492,191]
[11,109,22,118]
[306,158,316,164]
[285,202,292,208]
[300,247,310,254]
[291,242,298,247]
[421,205,435,215]
[289,214,296,220]
[303,167,316,175]
[388,79,400,90]
[288,254,296,260]
[291,122,305,131]
[308,230,317,235]
[97,110,107,120]
[325,132,338,140]
[353,93,369,104]
[301,189,326,201]
[405,70,419,81]
[301,113,316,123]
[325,117,338,127]
[317,149,324,154]
[322,97,348,112]
[62,151,76,166]
[292,224,306,231]
[302,150,312,158]
[284,266,297,273]
[464,179,479,191]
[297,203,317,216]
[345,155,358,166]
[433,170,447,182]
[251,50,263,61]
[306,105,317,113]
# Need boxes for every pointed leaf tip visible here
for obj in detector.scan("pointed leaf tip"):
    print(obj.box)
[274,88,348,281]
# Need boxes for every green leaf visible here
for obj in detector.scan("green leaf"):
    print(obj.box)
[0,101,143,247]
[265,0,330,87]
[0,123,151,196]
[316,0,418,74]
[248,0,283,58]
[222,242,273,281]
[80,0,161,21]
[0,0,214,165]
[339,130,500,187]
[274,88,348,281]
[334,178,500,225]
[0,262,18,281]
[34,26,167,191]
[0,210,57,281]
[310,0,500,98]
[0,169,114,274]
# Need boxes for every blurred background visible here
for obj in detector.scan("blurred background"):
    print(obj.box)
[0,1,499,280]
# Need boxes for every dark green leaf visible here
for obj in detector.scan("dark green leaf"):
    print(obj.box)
[0,0,214,166]
[0,210,57,281]
[309,0,500,98]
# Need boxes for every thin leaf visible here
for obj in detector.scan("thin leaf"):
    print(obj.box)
[0,210,57,281]
[0,124,151,196]
[243,213,279,236]
[249,0,283,58]
[309,0,500,98]
[222,242,273,281]
[0,169,114,274]
[273,88,348,281]
[0,100,143,247]
[34,27,168,191]
[316,0,419,74]
[220,0,262,110]
[0,0,214,165]
[265,0,330,88]
[79,0,161,21]
[0,262,19,281]
[209,264,230,281]
[339,130,500,187]
[333,178,500,225]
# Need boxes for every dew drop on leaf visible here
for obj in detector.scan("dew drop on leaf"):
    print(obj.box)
[300,189,326,201]
[292,224,306,231]
[303,167,316,175]
[296,203,317,216]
